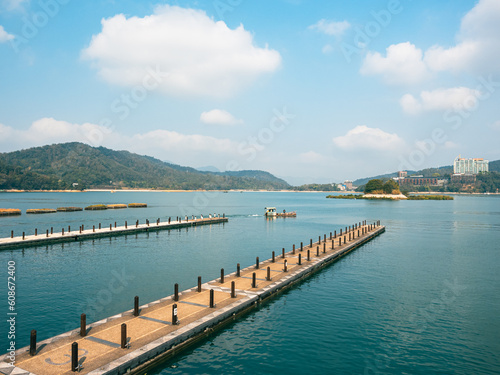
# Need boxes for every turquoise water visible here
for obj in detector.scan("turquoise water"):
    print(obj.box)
[0,192,499,374]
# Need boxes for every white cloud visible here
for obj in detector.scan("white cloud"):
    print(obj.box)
[0,25,14,42]
[322,44,333,54]
[0,118,240,166]
[400,87,481,115]
[490,120,500,131]
[2,0,28,11]
[424,0,500,74]
[81,5,281,98]
[200,109,243,126]
[333,125,405,151]
[362,0,500,84]
[308,19,350,36]
[360,42,431,85]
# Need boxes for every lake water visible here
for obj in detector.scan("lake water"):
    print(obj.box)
[0,191,499,374]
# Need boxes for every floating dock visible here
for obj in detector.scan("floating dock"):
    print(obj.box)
[0,221,384,375]
[0,216,227,251]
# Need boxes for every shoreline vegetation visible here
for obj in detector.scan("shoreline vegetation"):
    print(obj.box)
[326,194,454,200]
[0,203,149,217]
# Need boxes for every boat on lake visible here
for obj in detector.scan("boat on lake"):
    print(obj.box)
[265,207,296,217]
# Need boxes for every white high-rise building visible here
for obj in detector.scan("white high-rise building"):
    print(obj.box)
[453,156,489,174]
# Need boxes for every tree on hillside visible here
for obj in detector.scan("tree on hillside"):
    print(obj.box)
[383,179,400,194]
[364,179,384,194]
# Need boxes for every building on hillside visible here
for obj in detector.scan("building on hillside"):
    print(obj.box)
[398,171,407,178]
[453,156,489,174]
[344,180,353,190]
[397,176,445,186]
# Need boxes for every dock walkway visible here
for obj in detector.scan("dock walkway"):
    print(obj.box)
[0,221,384,375]
[0,216,228,250]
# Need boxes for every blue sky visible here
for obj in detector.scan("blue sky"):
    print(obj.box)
[1,0,499,184]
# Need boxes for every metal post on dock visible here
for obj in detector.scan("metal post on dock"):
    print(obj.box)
[93,225,95,233]
[125,221,127,229]
[210,289,215,308]
[69,225,71,233]
[62,228,64,236]
[237,263,241,277]
[284,259,288,272]
[340,228,342,235]
[79,226,82,234]
[272,251,275,263]
[332,240,334,249]
[358,230,360,237]
[310,239,312,247]
[298,253,302,265]
[51,227,53,235]
[252,272,256,288]
[110,224,112,231]
[172,304,178,325]
[231,281,236,298]
[11,230,13,238]
[80,314,86,337]
[293,244,296,254]
[318,235,321,244]
[267,266,271,281]
[29,330,36,356]
[121,324,127,349]
[168,217,171,224]
[339,238,341,246]
[334,230,336,238]
[134,296,139,316]
[220,269,224,283]
[198,276,202,292]
[46,229,49,237]
[307,249,310,261]
[22,232,25,240]
[256,257,259,269]
[71,342,78,371]
[174,284,179,301]
[323,243,326,253]
[35,228,37,236]
[301,242,303,251]
[282,248,285,259]
[344,236,346,244]
[115,222,117,228]
[316,246,319,256]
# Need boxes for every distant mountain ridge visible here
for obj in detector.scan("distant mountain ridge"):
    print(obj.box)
[0,142,290,191]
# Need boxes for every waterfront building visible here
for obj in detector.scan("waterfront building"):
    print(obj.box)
[453,156,489,174]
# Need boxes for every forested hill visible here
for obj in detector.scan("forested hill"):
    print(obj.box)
[0,142,290,190]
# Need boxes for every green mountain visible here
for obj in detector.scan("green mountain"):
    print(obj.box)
[0,143,290,191]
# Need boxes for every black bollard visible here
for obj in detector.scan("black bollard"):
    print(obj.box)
[298,253,302,265]
[198,276,202,292]
[121,323,127,349]
[307,249,310,261]
[237,263,240,277]
[136,220,138,228]
[174,283,179,301]
[51,227,53,235]
[301,242,303,251]
[172,304,178,325]
[293,244,296,254]
[334,230,337,238]
[110,224,112,230]
[22,232,25,240]
[323,243,326,253]
[29,330,36,356]
[310,239,312,247]
[282,248,285,259]
[220,269,224,284]
[340,228,342,235]
[339,238,341,246]
[267,266,271,281]
[316,246,319,256]
[62,228,64,236]
[272,251,275,263]
[330,232,332,240]
[231,281,236,298]
[93,225,95,233]
[71,342,78,371]
[256,257,259,269]
[79,226,82,234]
[35,228,37,236]
[134,296,139,316]
[169,217,171,224]
[99,223,101,230]
[358,230,360,237]
[319,235,321,244]
[125,221,127,229]
[210,289,215,308]
[332,240,334,249]
[68,225,71,233]
[80,313,86,337]
[82,225,84,231]
[11,230,13,238]
[252,272,256,288]
[46,229,49,237]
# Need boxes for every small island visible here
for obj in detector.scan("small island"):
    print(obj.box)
[327,179,453,200]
